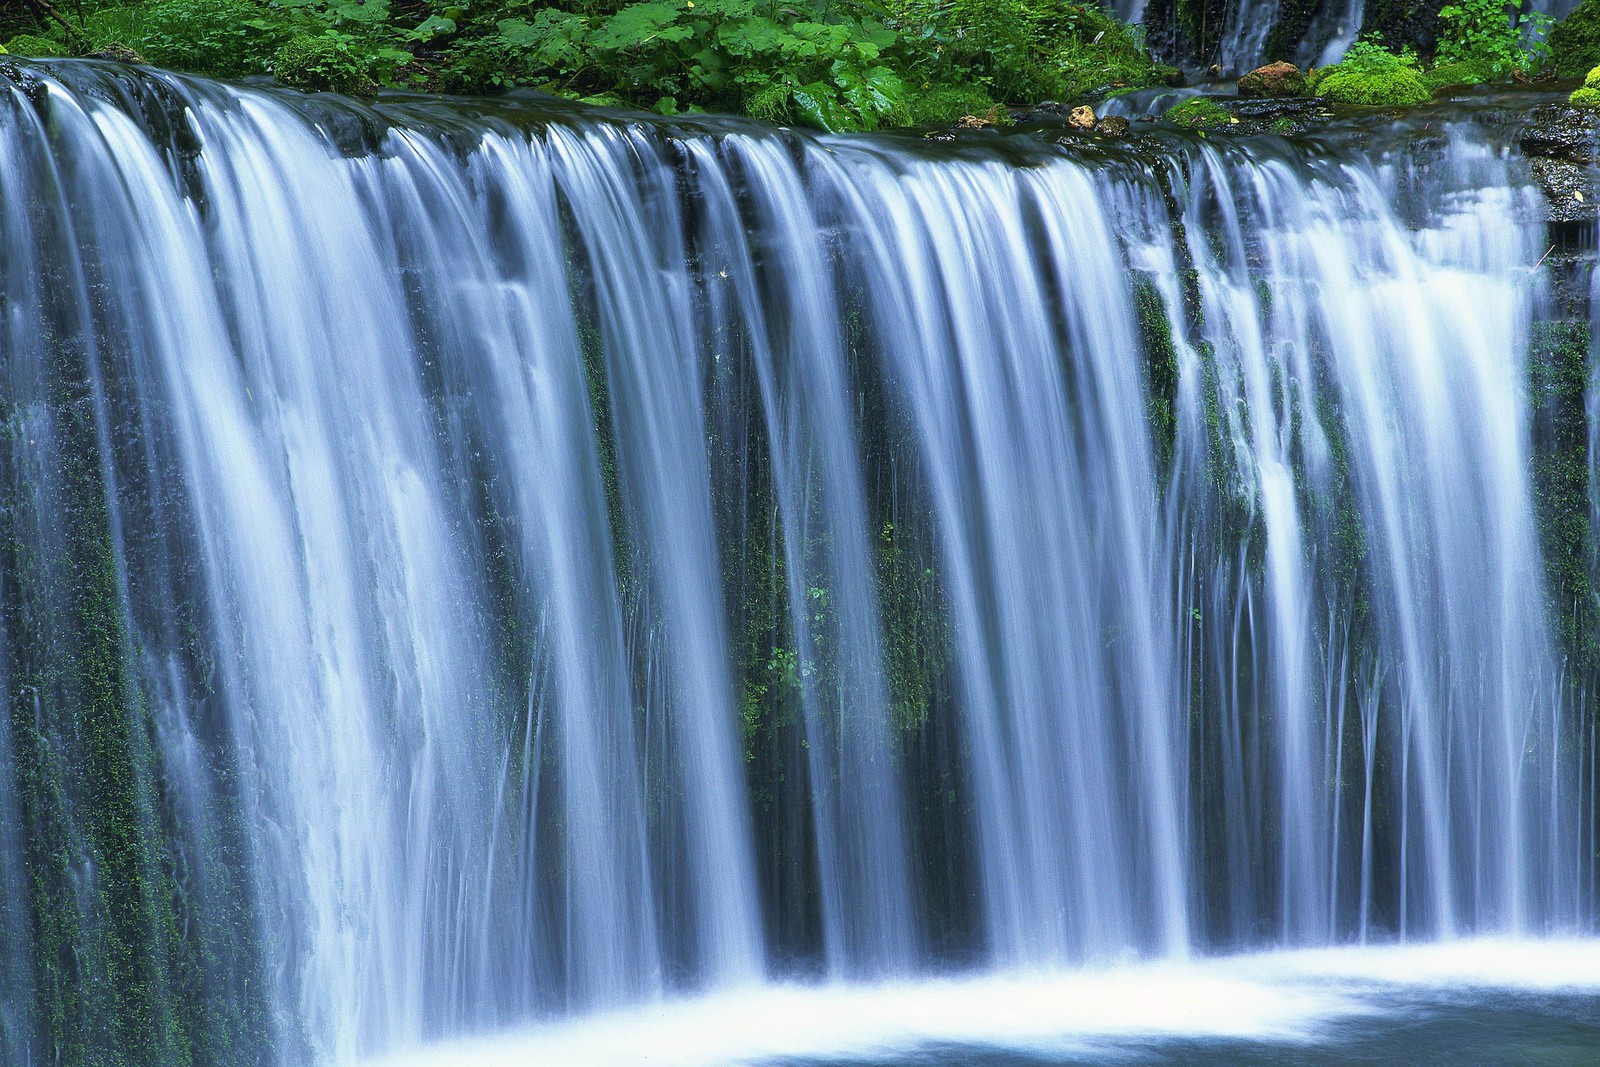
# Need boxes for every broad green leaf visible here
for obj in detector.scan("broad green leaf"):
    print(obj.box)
[591,4,694,51]
[717,16,787,56]
[409,15,456,41]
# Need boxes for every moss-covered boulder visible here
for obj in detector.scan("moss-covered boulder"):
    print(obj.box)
[273,34,376,97]
[1571,67,1600,107]
[1314,43,1430,106]
[84,43,146,63]
[1238,61,1308,98]
[1551,0,1600,79]
[2,35,65,58]
[1421,60,1489,93]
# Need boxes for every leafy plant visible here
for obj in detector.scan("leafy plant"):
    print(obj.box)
[6,0,1174,130]
[1435,0,1550,77]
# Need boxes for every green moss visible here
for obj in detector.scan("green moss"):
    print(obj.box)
[1529,321,1596,669]
[1165,96,1233,128]
[1571,84,1600,107]
[1550,0,1600,78]
[1421,59,1489,92]
[1132,276,1179,475]
[3,34,64,57]
[876,520,949,733]
[272,34,376,96]
[1315,62,1429,105]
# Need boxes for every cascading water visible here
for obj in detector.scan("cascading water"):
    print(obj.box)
[1137,0,1572,77]
[0,58,1595,1065]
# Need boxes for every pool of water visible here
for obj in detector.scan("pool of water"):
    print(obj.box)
[770,988,1600,1066]
[370,941,1600,1067]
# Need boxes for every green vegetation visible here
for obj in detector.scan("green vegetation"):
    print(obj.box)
[1419,58,1490,91]
[1572,64,1600,106]
[273,32,376,94]
[1550,0,1600,78]
[2,33,64,56]
[2,0,1174,129]
[884,0,1174,107]
[1164,96,1233,128]
[1530,321,1597,670]
[1132,276,1179,475]
[1313,38,1430,106]
[1434,0,1549,77]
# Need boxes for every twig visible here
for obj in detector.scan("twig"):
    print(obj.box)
[21,0,80,41]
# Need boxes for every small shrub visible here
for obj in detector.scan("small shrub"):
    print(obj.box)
[1165,96,1232,128]
[1550,0,1600,78]
[1315,38,1430,106]
[273,34,376,96]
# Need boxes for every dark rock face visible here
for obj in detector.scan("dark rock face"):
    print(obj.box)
[1531,157,1599,223]
[1359,0,1440,58]
[1522,104,1600,164]
[1521,104,1600,225]
[1139,0,1441,77]
[1238,61,1309,98]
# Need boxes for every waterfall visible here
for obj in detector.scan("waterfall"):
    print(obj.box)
[0,59,1593,1063]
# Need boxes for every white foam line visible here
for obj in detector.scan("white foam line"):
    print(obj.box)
[363,939,1600,1067]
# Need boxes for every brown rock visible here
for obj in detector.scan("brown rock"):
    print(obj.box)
[1098,115,1130,136]
[1067,105,1096,130]
[1237,61,1308,99]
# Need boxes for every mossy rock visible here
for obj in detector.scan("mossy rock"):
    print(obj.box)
[1571,85,1600,108]
[1237,61,1308,98]
[3,35,65,57]
[1421,60,1489,93]
[1551,0,1600,79]
[1315,64,1429,106]
[84,43,146,63]
[272,35,376,97]
[1165,96,1234,128]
